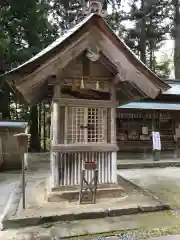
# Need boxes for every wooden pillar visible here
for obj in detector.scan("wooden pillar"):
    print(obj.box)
[51,84,61,188]
[172,112,176,159]
[173,112,179,159]
[152,110,160,161]
[24,126,29,169]
[110,80,117,183]
[142,111,147,160]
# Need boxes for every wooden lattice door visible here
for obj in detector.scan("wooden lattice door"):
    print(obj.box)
[68,107,107,144]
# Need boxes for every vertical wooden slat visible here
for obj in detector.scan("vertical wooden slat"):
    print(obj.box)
[84,108,88,144]
[104,152,107,183]
[111,152,117,183]
[43,104,46,151]
[59,154,61,185]
[110,152,113,183]
[59,151,116,186]
[77,153,80,185]
[103,152,106,183]
[72,153,75,185]
[104,152,106,183]
[85,152,88,181]
[64,153,67,185]
[87,152,89,182]
[102,152,104,183]
[108,152,111,183]
[91,152,93,181]
[110,152,112,183]
[101,152,104,183]
[98,152,101,184]
[81,153,84,183]
[64,106,68,144]
[105,152,108,183]
[67,154,70,185]
[74,153,77,185]
[104,109,107,143]
[61,154,63,185]
[59,107,65,144]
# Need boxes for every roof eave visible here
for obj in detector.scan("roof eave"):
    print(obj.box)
[1,14,96,81]
[93,15,170,92]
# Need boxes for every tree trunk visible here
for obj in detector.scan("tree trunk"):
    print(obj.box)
[0,85,10,120]
[0,50,10,119]
[173,0,180,79]
[139,0,146,63]
[149,40,155,71]
[29,105,41,152]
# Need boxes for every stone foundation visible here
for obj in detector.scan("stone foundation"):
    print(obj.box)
[46,178,125,202]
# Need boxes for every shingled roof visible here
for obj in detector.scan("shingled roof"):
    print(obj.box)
[2,13,170,104]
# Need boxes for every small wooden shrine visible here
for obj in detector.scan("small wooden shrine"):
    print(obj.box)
[3,0,169,201]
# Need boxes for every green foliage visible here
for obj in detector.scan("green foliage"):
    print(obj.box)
[155,57,172,78]
[0,0,59,69]
[0,0,176,151]
[0,0,57,151]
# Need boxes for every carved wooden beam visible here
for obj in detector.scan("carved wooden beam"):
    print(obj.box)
[99,54,117,75]
[61,85,110,100]
[15,33,90,93]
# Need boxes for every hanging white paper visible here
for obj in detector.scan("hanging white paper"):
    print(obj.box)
[142,126,148,135]
[152,131,161,150]
[175,128,180,137]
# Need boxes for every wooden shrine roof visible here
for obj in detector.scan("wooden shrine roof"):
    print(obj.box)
[1,13,170,104]
[118,101,180,111]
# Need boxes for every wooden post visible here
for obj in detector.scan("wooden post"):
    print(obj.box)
[51,101,60,187]
[174,115,180,159]
[110,79,117,183]
[110,81,116,144]
[152,111,160,161]
[79,162,98,204]
[13,133,30,209]
[51,83,61,187]
[173,114,178,159]
[142,111,147,160]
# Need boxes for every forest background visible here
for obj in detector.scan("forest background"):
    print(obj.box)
[0,0,179,151]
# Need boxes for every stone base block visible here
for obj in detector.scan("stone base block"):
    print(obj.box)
[46,181,125,202]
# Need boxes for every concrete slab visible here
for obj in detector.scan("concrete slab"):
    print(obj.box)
[118,167,180,208]
[0,173,20,213]
[117,159,180,169]
[1,211,180,239]
[1,154,180,239]
[1,175,169,230]
[0,173,20,228]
